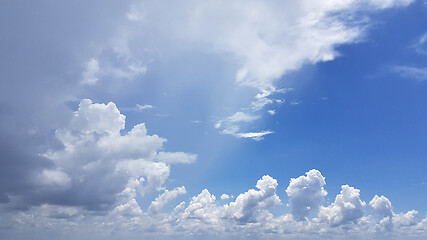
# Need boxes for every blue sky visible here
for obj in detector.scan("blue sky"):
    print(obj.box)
[1,0,427,239]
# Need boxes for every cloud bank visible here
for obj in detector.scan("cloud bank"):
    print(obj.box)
[1,166,426,240]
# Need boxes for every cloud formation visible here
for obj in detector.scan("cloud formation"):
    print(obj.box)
[1,99,195,212]
[286,169,327,221]
[122,0,413,139]
[2,168,426,240]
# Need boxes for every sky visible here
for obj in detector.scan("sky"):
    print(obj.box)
[0,0,427,239]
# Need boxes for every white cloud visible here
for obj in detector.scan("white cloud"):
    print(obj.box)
[268,110,276,115]
[148,186,187,214]
[2,169,427,239]
[40,99,195,210]
[286,169,327,221]
[179,189,222,225]
[215,112,260,129]
[370,195,393,218]
[391,65,427,81]
[234,131,274,141]
[136,104,154,111]
[215,112,273,140]
[220,194,231,200]
[79,0,415,140]
[38,169,71,188]
[156,152,197,164]
[128,61,147,75]
[318,185,367,226]
[414,32,427,55]
[81,58,100,85]
[104,61,148,80]
[115,0,414,139]
[226,175,281,222]
[369,195,422,231]
[393,210,419,227]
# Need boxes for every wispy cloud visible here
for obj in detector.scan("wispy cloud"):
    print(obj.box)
[413,32,427,55]
[215,112,272,140]
[391,65,427,81]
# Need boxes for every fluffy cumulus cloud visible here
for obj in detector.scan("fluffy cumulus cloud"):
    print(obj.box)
[286,169,327,221]
[369,195,422,231]
[370,195,393,218]
[0,99,196,212]
[317,185,367,226]
[2,168,426,240]
[226,175,281,223]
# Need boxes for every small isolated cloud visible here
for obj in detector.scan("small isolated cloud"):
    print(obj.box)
[268,110,276,115]
[215,112,272,140]
[235,131,274,141]
[81,58,100,85]
[136,104,154,111]
[220,194,231,200]
[290,101,302,105]
[391,65,427,81]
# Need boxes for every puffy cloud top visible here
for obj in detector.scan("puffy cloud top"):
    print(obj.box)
[318,185,366,226]
[286,169,327,221]
[38,99,196,211]
[370,195,393,218]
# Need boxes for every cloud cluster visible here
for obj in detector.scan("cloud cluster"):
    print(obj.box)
[2,166,426,240]
[0,99,196,212]
[317,185,366,226]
